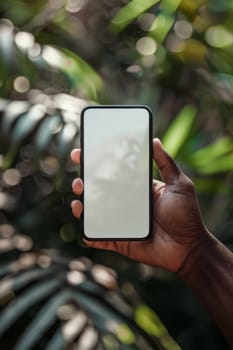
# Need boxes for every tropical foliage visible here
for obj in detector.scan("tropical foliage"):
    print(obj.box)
[0,0,232,349]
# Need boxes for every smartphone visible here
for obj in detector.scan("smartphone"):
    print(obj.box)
[80,105,153,240]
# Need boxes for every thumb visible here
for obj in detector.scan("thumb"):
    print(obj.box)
[153,138,181,184]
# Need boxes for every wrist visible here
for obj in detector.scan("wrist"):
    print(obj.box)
[177,231,233,348]
[177,230,215,282]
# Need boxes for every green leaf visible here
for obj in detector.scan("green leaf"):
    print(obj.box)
[189,136,233,166]
[1,101,29,135]
[0,268,52,297]
[195,153,233,174]
[12,268,52,291]
[114,323,136,345]
[0,20,15,63]
[0,279,60,336]
[135,305,181,350]
[63,48,103,100]
[42,46,103,100]
[15,290,70,350]
[110,0,160,32]
[0,98,9,113]
[57,122,78,162]
[160,0,181,12]
[214,73,233,92]
[149,0,181,42]
[46,311,88,350]
[188,135,233,175]
[73,292,123,326]
[72,292,160,349]
[0,264,10,278]
[11,104,46,144]
[45,330,65,350]
[149,14,175,42]
[35,114,62,153]
[193,178,227,194]
[162,105,197,157]
[135,305,166,337]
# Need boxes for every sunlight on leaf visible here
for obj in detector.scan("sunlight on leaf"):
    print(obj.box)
[1,101,29,135]
[150,13,174,42]
[11,104,46,144]
[62,312,87,343]
[135,305,165,337]
[135,305,181,350]
[115,323,136,345]
[110,0,160,32]
[162,105,197,156]
[75,326,99,349]
[61,48,103,100]
[42,46,102,99]
[35,115,62,153]
[0,19,14,61]
[57,122,78,161]
[149,0,181,42]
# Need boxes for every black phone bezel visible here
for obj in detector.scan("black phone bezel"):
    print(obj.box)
[80,105,153,241]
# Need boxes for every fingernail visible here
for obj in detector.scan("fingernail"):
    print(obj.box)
[71,200,82,216]
[74,178,82,186]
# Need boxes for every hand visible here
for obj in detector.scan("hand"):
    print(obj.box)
[70,138,210,273]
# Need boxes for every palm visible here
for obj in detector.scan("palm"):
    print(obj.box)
[98,179,205,272]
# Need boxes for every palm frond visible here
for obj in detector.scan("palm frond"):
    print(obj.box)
[0,226,181,350]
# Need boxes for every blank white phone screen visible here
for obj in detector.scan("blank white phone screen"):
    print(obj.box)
[82,106,151,239]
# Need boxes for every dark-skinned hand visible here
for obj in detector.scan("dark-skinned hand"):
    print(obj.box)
[70,138,209,273]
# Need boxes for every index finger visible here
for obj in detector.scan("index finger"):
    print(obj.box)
[153,138,181,185]
[70,148,81,164]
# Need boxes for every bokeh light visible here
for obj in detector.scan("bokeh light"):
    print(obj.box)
[15,31,34,50]
[13,76,30,93]
[174,20,193,39]
[67,270,85,285]
[39,157,59,176]
[0,224,15,238]
[205,25,233,48]
[42,45,65,68]
[28,43,41,59]
[137,13,155,31]
[2,168,21,186]
[91,265,117,289]
[0,193,16,211]
[13,234,33,251]
[126,64,142,74]
[62,313,88,341]
[75,327,98,348]
[65,0,86,13]
[166,33,184,53]
[141,55,155,68]
[136,37,157,56]
[57,304,77,320]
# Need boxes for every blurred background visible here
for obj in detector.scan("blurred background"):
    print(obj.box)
[0,0,232,349]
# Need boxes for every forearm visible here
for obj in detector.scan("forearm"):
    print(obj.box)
[179,232,233,347]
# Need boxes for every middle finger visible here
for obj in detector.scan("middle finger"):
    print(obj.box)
[72,178,84,195]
